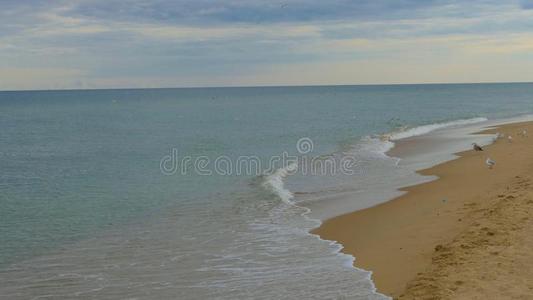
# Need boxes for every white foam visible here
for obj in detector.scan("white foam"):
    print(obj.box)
[261,163,298,204]
[303,116,500,221]
[349,117,489,164]
[388,117,488,141]
[355,136,395,157]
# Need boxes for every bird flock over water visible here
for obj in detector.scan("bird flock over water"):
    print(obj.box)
[476,129,527,170]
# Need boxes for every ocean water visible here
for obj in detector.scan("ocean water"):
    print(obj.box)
[1,83,533,299]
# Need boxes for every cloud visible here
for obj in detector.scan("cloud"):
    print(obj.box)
[1,0,533,90]
[521,0,533,9]
[68,0,445,25]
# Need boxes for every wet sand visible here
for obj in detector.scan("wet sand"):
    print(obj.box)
[313,121,533,299]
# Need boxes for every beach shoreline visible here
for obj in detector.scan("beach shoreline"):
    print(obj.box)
[312,121,533,299]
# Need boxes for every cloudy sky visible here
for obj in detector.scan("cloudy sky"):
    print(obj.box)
[2,0,533,90]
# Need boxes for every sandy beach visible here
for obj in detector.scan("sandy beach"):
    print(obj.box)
[313,121,533,299]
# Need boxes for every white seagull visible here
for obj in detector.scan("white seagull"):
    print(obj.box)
[508,135,513,143]
[493,133,503,143]
[520,129,528,137]
[472,143,483,151]
[486,157,496,169]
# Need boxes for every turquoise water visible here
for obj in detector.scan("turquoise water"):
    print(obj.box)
[1,83,533,299]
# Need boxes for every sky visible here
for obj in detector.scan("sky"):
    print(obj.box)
[1,0,533,90]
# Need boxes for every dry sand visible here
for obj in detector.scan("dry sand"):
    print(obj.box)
[313,121,533,299]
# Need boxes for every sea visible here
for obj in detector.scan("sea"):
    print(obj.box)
[1,83,532,299]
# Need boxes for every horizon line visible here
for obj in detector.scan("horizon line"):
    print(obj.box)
[1,80,533,93]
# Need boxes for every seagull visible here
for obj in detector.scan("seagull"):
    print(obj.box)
[520,129,528,137]
[486,157,496,169]
[508,135,513,143]
[472,143,484,151]
[493,133,503,143]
